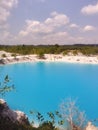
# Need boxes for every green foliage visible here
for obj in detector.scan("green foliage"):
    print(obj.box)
[1,53,6,58]
[73,50,78,55]
[30,110,64,130]
[0,98,87,130]
[28,99,86,130]
[11,53,17,57]
[47,112,55,125]
[36,112,44,125]
[0,44,98,56]
[0,75,14,96]
[30,111,44,126]
[37,51,45,59]
[38,121,57,130]
[62,50,69,55]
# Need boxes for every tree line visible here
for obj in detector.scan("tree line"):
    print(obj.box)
[0,44,98,55]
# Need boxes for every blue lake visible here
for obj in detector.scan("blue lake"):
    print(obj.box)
[0,62,98,121]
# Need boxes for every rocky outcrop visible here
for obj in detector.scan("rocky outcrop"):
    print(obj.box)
[0,99,29,125]
[0,59,6,64]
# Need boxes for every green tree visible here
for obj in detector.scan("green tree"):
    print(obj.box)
[37,52,45,59]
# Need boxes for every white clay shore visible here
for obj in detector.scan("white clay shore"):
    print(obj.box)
[1,51,98,65]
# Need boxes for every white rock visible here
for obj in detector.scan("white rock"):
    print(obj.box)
[86,122,98,130]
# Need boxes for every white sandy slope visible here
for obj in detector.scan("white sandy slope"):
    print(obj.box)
[1,51,98,65]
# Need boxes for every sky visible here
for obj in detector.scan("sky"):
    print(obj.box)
[0,0,98,45]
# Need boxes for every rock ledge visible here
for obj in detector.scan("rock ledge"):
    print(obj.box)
[0,99,29,125]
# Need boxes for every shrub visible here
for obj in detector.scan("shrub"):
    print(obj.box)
[37,52,45,59]
[1,53,6,58]
[11,53,17,57]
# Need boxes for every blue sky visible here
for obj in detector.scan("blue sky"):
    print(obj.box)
[0,0,98,45]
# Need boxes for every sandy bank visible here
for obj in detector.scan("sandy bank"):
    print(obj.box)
[0,51,98,65]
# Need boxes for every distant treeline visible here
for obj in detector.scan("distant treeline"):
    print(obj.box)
[0,44,98,55]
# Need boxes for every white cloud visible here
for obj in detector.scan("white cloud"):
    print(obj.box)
[83,25,95,31]
[0,30,13,44]
[40,32,68,44]
[19,20,54,37]
[42,29,97,44]
[19,12,69,37]
[0,0,18,43]
[18,31,70,45]
[0,31,10,39]
[0,0,18,45]
[0,23,9,30]
[0,8,10,23]
[0,0,18,23]
[45,12,69,27]
[81,2,98,15]
[0,0,18,8]
[17,12,71,44]
[0,3,98,45]
[70,24,79,28]
[17,11,98,45]
[43,32,68,40]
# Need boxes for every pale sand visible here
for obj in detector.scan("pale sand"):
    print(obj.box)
[0,51,98,65]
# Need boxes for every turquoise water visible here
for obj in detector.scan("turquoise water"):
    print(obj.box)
[0,62,98,121]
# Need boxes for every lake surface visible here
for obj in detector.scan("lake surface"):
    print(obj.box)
[0,62,98,121]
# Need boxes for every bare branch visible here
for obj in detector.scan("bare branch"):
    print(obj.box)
[60,98,87,130]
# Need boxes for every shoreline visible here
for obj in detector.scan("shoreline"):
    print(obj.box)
[1,51,98,65]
